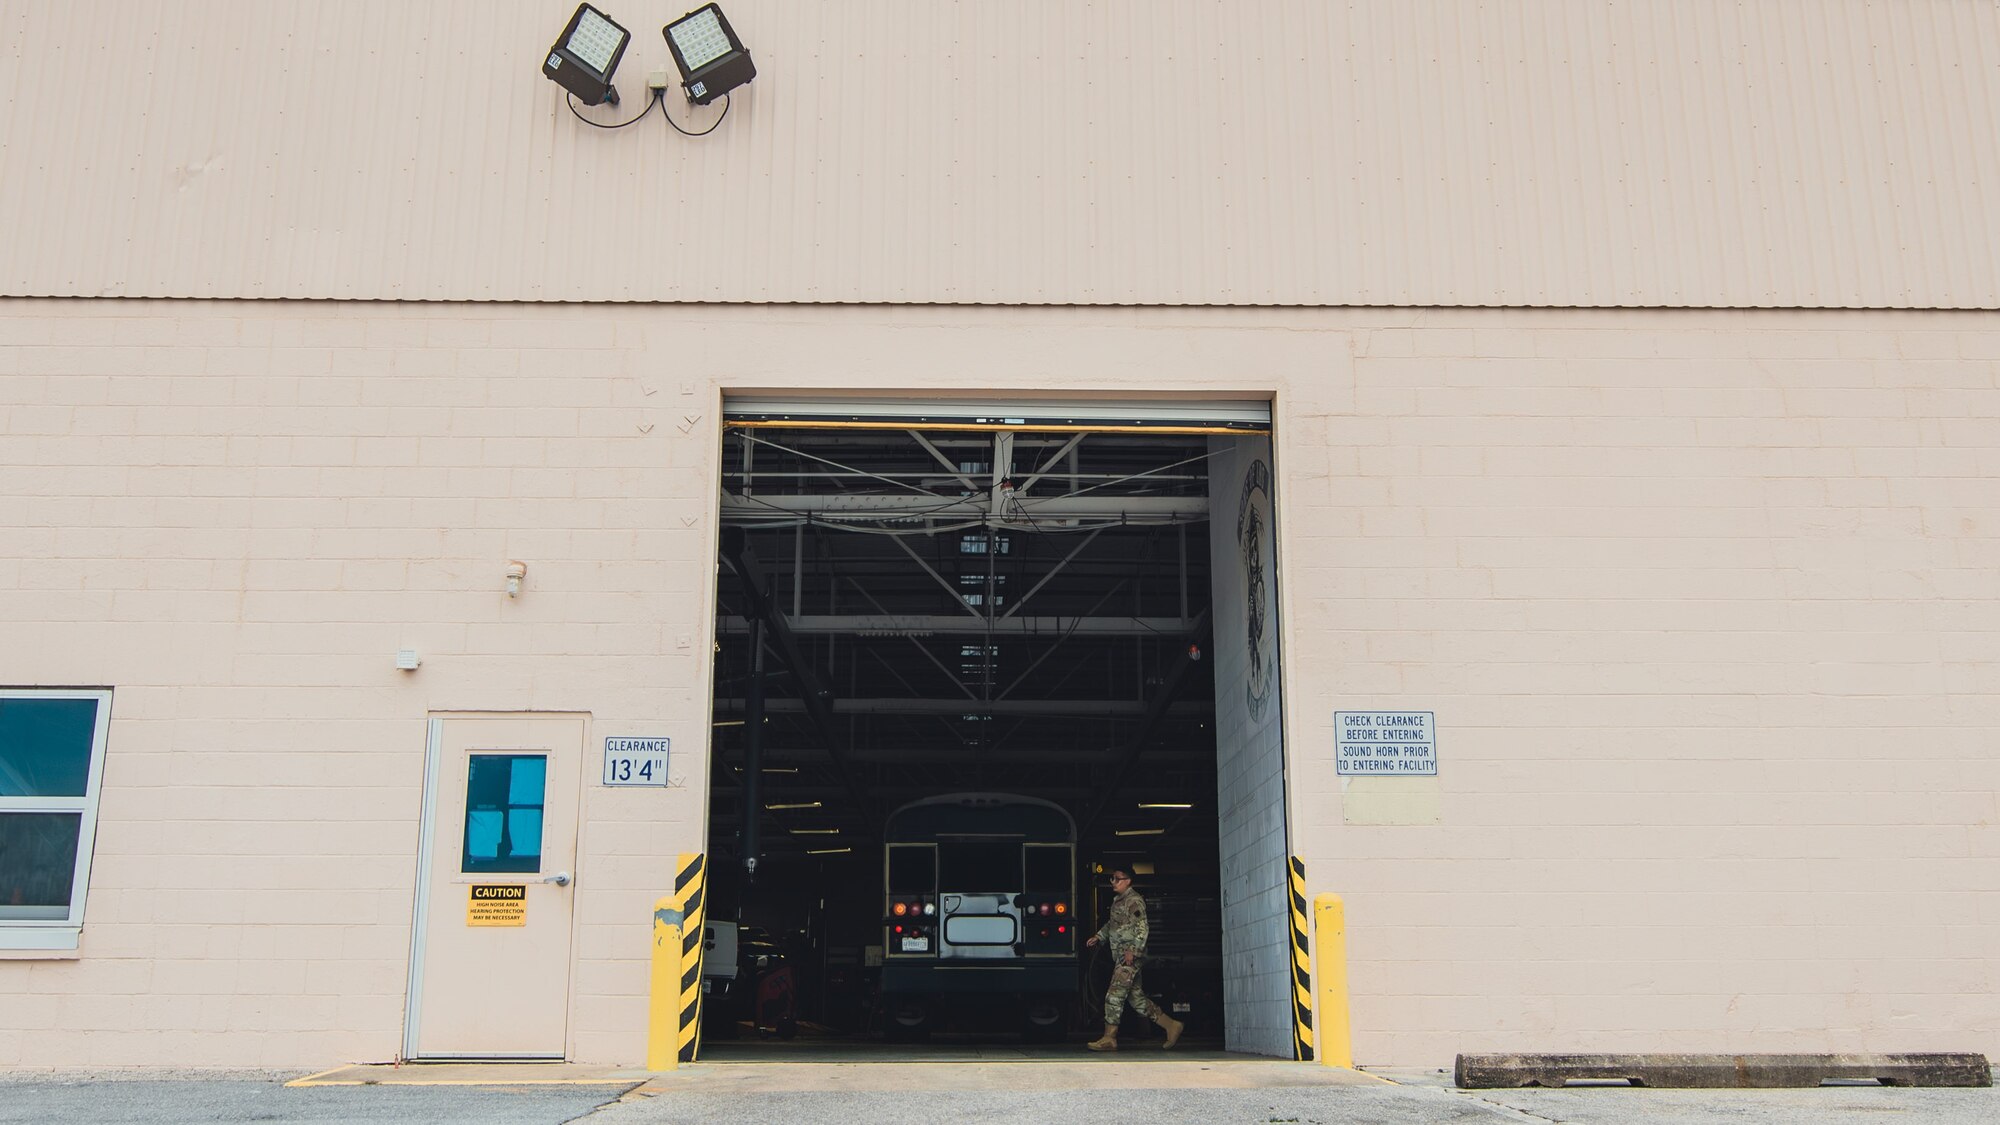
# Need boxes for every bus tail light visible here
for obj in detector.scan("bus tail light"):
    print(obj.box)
[892,902,908,916]
[1054,902,1067,914]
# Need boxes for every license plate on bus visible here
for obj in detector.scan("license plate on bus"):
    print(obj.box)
[900,935,930,953]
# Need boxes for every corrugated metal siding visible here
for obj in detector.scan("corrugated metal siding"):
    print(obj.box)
[2,0,1996,307]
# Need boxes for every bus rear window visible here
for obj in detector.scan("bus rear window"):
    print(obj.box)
[939,842,1019,891]
[887,845,936,893]
[1025,845,1071,892]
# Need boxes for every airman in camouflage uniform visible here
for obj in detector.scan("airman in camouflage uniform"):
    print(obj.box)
[1084,869,1184,1050]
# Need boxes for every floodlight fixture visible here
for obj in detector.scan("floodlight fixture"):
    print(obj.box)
[543,3,632,107]
[663,4,755,105]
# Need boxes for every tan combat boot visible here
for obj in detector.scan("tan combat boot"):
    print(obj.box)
[1086,1023,1120,1051]
[1150,1007,1184,1049]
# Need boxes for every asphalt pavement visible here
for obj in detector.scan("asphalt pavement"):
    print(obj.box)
[0,1062,1994,1124]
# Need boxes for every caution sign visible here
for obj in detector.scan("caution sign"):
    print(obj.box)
[468,884,527,926]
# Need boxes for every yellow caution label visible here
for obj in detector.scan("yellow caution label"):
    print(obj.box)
[468,883,527,926]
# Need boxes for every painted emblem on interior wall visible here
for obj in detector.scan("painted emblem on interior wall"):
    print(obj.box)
[1236,458,1276,723]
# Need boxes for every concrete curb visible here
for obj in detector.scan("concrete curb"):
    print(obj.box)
[1454,1052,1994,1089]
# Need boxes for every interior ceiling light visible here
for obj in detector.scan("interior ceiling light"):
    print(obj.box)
[765,801,820,810]
[806,847,853,856]
[663,4,755,105]
[543,3,632,107]
[789,828,840,835]
[1137,802,1194,810]
[1114,828,1167,837]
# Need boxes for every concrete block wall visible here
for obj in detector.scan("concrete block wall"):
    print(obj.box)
[1278,312,2000,1063]
[2,300,1996,1066]
[1206,435,1296,1057]
[0,301,720,1065]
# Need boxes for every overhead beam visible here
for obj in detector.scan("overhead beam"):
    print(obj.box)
[906,429,979,492]
[716,698,1210,717]
[718,614,1199,636]
[722,493,1205,520]
[1001,528,1102,620]
[755,748,1216,765]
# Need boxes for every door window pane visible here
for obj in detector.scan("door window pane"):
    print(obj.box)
[461,754,547,874]
[0,812,83,920]
[0,698,97,798]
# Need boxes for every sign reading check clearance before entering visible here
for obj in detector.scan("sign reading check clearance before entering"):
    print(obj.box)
[1336,711,1437,775]
[603,736,671,786]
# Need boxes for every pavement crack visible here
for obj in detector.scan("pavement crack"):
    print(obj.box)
[1453,1089,1571,1124]
[556,1083,647,1123]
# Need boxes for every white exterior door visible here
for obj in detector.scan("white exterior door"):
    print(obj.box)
[406,715,585,1059]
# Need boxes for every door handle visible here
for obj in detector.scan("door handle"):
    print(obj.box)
[541,871,573,887]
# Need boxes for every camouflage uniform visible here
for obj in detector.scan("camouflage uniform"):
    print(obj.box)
[1095,886,1156,1025]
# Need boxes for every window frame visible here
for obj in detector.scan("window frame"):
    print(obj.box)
[0,688,113,951]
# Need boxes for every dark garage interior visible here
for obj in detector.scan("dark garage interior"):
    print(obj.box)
[701,409,1256,1052]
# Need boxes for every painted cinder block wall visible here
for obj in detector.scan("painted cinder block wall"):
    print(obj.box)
[1206,435,1296,1058]
[1,300,1996,1066]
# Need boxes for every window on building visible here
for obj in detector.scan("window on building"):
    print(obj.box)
[0,690,112,951]
[461,753,547,875]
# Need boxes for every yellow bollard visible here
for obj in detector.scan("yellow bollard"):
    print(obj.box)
[647,897,682,1071]
[1313,893,1355,1069]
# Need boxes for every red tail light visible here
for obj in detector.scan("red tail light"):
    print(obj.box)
[1057,925,1067,934]
[893,924,904,934]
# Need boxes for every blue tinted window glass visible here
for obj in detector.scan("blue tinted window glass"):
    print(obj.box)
[508,809,544,858]
[0,699,98,798]
[461,754,546,874]
[0,812,83,920]
[507,757,547,806]
[464,810,503,861]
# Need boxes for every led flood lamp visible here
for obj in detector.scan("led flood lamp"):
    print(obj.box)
[663,4,755,105]
[543,3,632,107]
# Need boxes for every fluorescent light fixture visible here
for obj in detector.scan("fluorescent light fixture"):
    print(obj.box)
[1137,802,1193,810]
[543,4,632,107]
[806,846,852,856]
[765,801,821,810]
[789,828,840,835]
[1114,828,1167,837]
[663,4,755,105]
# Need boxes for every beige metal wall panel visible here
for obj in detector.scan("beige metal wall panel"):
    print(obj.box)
[2,0,1997,306]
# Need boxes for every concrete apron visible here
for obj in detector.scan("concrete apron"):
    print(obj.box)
[291,1057,1385,1094]
[637,1058,1386,1095]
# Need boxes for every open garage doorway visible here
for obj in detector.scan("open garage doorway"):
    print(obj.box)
[701,398,1294,1060]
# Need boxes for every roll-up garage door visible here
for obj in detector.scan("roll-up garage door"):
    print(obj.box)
[722,397,1270,434]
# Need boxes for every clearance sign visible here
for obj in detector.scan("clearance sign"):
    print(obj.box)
[467,883,528,926]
